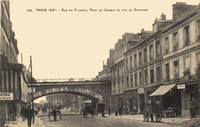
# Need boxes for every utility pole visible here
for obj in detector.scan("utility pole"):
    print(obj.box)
[30,56,35,124]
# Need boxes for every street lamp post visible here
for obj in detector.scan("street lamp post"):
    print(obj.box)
[30,56,35,124]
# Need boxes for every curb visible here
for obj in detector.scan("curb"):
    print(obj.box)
[35,116,45,127]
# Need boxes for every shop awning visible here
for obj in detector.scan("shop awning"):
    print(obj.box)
[149,84,176,96]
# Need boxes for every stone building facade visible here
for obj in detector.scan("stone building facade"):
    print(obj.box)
[161,2,200,116]
[97,2,200,117]
[0,1,29,124]
[110,33,140,113]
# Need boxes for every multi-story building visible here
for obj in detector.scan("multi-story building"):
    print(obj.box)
[98,2,200,117]
[110,33,139,112]
[160,2,200,116]
[0,1,29,124]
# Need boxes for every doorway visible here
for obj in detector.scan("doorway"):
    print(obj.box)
[138,94,145,113]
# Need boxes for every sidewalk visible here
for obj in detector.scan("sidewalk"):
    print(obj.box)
[5,116,45,127]
[106,114,191,124]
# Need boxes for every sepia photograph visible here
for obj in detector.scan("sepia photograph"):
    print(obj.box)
[0,0,200,127]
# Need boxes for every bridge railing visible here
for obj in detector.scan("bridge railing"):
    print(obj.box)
[36,78,98,82]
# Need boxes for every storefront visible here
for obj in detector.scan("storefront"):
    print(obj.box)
[149,84,181,117]
[144,84,160,107]
[124,89,138,114]
[181,81,200,116]
[137,87,145,114]
[1,60,24,121]
[110,93,124,113]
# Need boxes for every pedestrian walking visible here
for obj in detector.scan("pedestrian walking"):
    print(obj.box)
[20,107,26,121]
[115,107,118,116]
[52,108,57,121]
[25,106,34,127]
[190,100,197,118]
[147,100,154,122]
[124,106,128,114]
[143,106,149,122]
[108,107,111,115]
[57,108,62,120]
[118,107,122,116]
[155,100,162,122]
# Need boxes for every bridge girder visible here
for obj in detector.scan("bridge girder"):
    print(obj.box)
[28,81,111,107]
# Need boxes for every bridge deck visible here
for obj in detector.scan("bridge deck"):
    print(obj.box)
[28,79,111,86]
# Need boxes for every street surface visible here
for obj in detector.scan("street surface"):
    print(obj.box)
[38,110,182,127]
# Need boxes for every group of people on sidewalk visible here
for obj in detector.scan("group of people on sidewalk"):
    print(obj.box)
[143,100,162,122]
[114,107,123,116]
[20,105,34,127]
[190,100,199,118]
[50,107,62,121]
[143,100,199,122]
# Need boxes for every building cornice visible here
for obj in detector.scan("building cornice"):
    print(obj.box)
[163,42,200,61]
[124,30,162,55]
[162,8,200,34]
[110,57,124,69]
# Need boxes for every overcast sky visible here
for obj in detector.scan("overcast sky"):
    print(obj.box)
[10,0,200,80]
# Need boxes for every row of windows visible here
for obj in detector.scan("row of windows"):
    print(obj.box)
[125,20,200,70]
[164,20,200,54]
[113,51,200,94]
[165,53,200,80]
[125,41,161,70]
[113,64,162,89]
[112,19,200,94]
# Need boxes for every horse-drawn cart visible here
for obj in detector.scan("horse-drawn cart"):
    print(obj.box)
[81,100,105,118]
[95,103,105,117]
[143,101,162,122]
[81,100,95,118]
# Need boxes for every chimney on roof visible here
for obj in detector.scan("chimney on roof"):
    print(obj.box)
[160,13,166,20]
[172,2,198,21]
[141,28,145,33]
[152,13,171,33]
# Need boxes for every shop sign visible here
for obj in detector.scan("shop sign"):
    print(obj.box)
[0,92,13,100]
[138,88,144,94]
[177,84,185,89]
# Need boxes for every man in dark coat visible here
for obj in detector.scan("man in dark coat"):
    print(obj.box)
[20,107,26,121]
[190,101,198,118]
[25,106,34,127]
[52,108,57,121]
[147,100,154,122]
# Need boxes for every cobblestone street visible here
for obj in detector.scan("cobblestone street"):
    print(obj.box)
[41,115,180,127]
[39,112,183,127]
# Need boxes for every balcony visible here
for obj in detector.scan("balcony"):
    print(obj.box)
[165,76,170,82]
[197,35,200,41]
[150,56,154,61]
[134,64,137,68]
[156,53,161,58]
[173,44,178,51]
[185,40,189,46]
[165,49,169,54]
[174,73,179,79]
[184,69,190,80]
[144,58,147,63]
